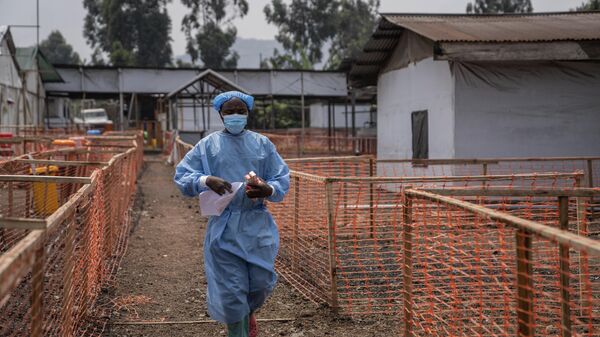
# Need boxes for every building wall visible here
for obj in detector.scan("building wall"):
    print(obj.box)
[0,38,22,128]
[454,61,600,158]
[377,57,455,164]
[309,102,373,129]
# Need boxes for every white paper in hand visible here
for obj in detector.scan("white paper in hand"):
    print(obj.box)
[198,182,244,216]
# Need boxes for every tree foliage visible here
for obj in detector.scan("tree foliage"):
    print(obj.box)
[573,0,600,10]
[181,0,248,68]
[466,0,533,14]
[326,0,379,69]
[263,0,379,70]
[39,31,81,65]
[83,0,173,67]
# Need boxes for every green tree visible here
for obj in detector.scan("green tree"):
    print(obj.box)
[181,0,248,68]
[83,0,173,67]
[466,0,533,13]
[39,31,81,65]
[263,0,379,70]
[326,0,379,69]
[573,0,600,10]
[264,0,337,68]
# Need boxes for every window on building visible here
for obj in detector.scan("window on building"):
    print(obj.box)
[411,110,428,160]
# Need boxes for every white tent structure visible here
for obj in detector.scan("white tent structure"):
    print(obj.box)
[350,12,600,165]
[0,26,24,130]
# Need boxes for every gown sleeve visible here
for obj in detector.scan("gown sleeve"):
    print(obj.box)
[264,140,290,203]
[174,141,210,197]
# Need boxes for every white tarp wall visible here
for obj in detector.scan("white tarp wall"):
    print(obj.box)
[177,100,222,132]
[309,102,373,129]
[376,57,455,176]
[0,34,22,129]
[22,69,46,126]
[454,61,600,157]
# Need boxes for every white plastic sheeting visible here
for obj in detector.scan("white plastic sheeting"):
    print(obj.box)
[454,61,600,157]
[0,27,22,128]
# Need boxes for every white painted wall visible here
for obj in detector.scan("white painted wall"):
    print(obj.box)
[377,57,454,176]
[0,37,22,128]
[454,62,600,158]
[309,102,372,129]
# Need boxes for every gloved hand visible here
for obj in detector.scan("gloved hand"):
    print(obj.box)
[206,176,233,195]
[245,176,273,199]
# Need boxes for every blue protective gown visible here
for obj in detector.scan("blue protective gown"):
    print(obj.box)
[174,130,290,324]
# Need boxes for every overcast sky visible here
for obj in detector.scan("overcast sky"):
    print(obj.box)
[0,0,584,61]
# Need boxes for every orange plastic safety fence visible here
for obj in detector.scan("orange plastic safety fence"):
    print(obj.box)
[403,191,599,337]
[270,170,585,316]
[0,137,141,336]
[263,133,376,158]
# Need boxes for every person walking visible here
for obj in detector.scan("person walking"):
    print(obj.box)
[174,91,290,337]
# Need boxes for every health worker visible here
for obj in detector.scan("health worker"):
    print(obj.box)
[174,91,290,337]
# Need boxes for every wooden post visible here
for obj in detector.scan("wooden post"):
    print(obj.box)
[402,194,414,337]
[61,213,76,336]
[292,176,300,274]
[31,235,45,337]
[587,159,594,188]
[369,157,375,239]
[516,228,534,337]
[586,159,595,216]
[8,181,14,216]
[325,180,339,311]
[558,196,572,337]
[575,178,590,317]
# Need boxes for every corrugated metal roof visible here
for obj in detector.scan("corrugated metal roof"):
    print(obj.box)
[382,12,600,43]
[349,12,600,87]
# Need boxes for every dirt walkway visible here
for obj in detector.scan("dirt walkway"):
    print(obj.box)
[104,156,398,337]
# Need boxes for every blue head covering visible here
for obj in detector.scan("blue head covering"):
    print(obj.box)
[212,91,254,112]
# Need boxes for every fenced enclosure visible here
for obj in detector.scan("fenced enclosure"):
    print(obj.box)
[0,133,143,336]
[171,138,600,336]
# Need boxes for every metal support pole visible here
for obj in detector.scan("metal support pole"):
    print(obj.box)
[118,68,124,131]
[300,72,305,155]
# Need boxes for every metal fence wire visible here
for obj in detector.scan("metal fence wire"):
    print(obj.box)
[0,133,142,337]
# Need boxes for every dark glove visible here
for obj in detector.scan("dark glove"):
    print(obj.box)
[206,176,233,195]
[245,176,273,199]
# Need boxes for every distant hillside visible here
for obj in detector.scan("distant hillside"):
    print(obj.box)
[175,38,283,68]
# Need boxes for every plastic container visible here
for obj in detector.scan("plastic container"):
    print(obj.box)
[30,165,60,216]
[87,129,102,136]
[52,139,76,147]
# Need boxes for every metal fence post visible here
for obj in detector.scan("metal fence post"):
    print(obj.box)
[325,179,339,311]
[558,196,572,337]
[402,192,413,337]
[516,228,534,337]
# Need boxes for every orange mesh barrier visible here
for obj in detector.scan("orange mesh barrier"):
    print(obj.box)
[263,133,376,158]
[402,189,599,337]
[379,158,600,188]
[270,171,587,315]
[0,136,142,336]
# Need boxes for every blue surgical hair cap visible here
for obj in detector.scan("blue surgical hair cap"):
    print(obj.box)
[212,91,254,112]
